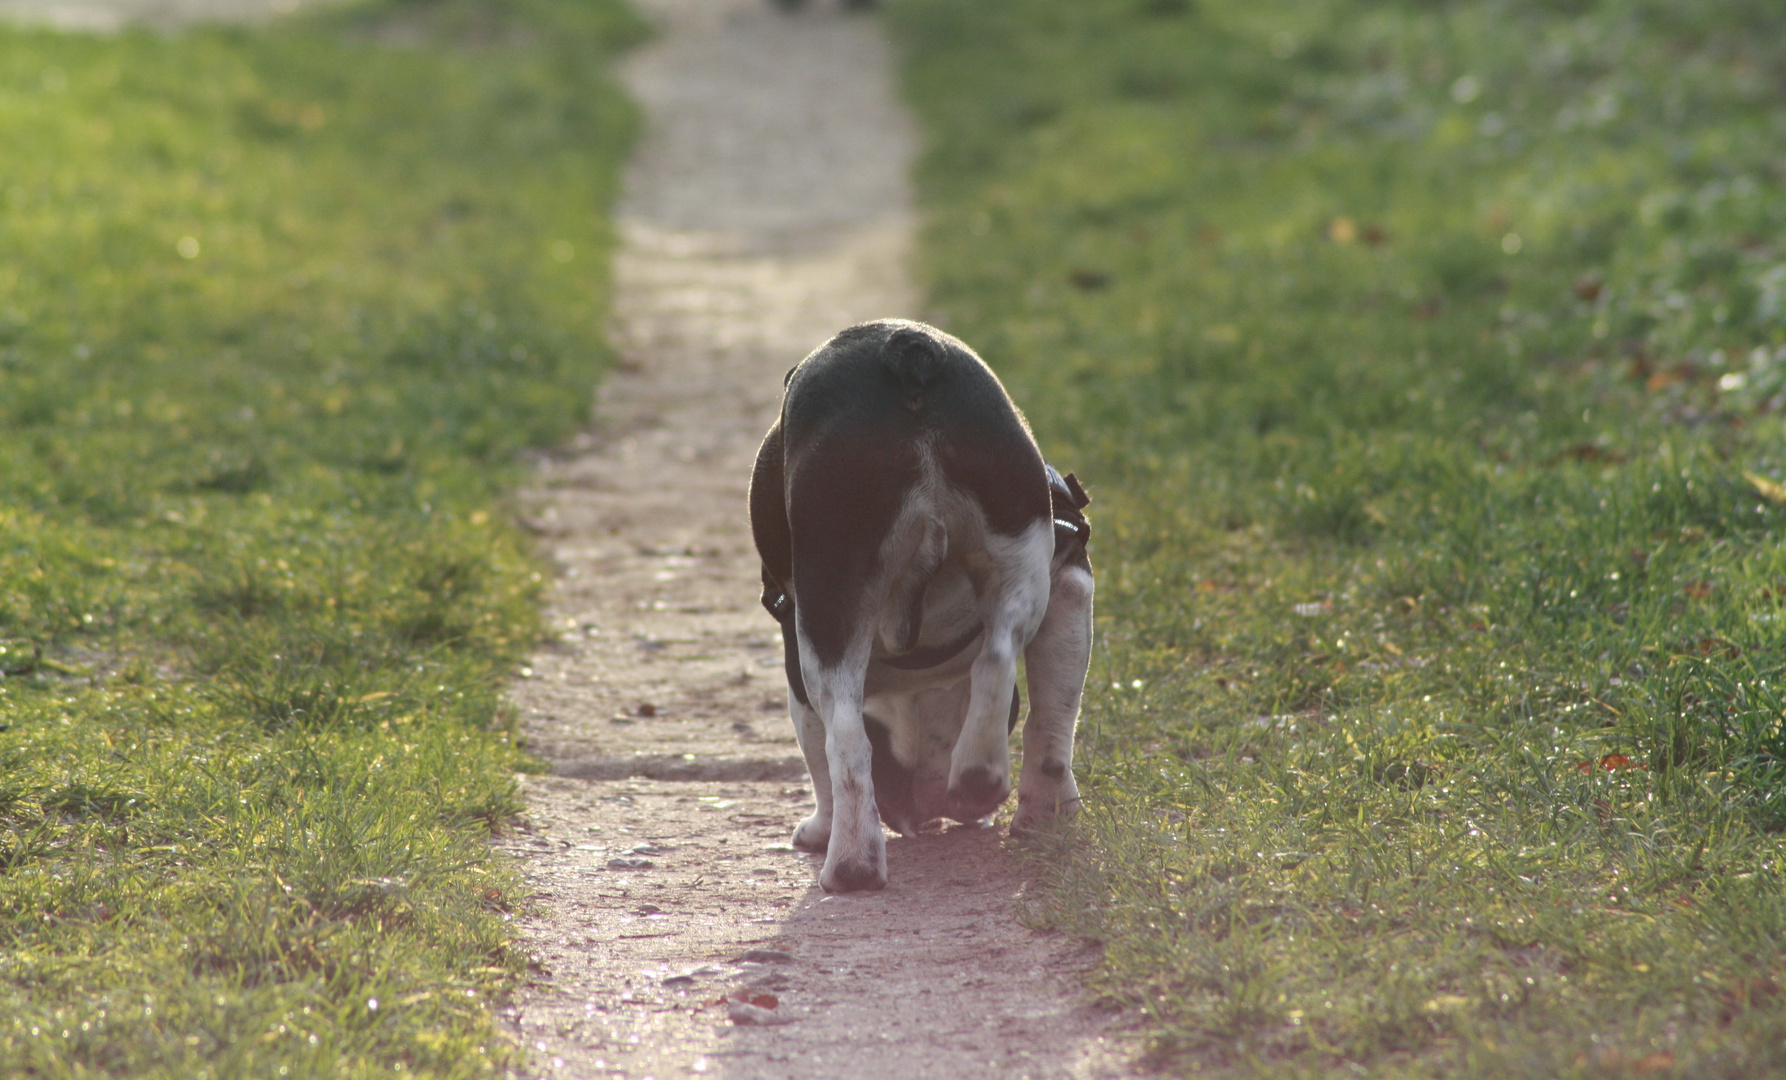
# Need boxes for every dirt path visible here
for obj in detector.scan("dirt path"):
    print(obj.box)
[498,2,1137,1078]
[0,0,311,31]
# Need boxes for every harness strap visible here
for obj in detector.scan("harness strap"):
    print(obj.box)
[1046,465,1092,560]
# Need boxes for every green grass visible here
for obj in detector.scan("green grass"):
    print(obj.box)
[0,0,641,1074]
[890,0,1786,1074]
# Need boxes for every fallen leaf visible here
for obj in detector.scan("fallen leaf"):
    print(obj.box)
[725,999,789,1021]
[1067,269,1111,291]
[1646,366,1685,393]
[1550,443,1627,466]
[1633,1051,1676,1074]
[1576,754,1645,774]
[1420,994,1471,1014]
[1743,469,1786,506]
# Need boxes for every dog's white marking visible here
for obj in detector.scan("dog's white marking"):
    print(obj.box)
[795,626,887,892]
[787,692,834,852]
[1014,562,1092,832]
[947,518,1053,811]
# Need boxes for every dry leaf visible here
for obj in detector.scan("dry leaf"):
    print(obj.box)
[1067,269,1111,291]
[1420,994,1471,1014]
[1577,754,1644,774]
[1743,469,1786,505]
[727,998,793,1026]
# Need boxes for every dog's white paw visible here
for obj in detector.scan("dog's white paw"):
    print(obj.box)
[1011,767,1079,836]
[946,762,1010,821]
[791,813,831,853]
[819,837,887,893]
[1010,794,1078,836]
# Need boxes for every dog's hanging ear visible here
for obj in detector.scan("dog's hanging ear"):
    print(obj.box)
[783,365,798,388]
[1063,472,1091,509]
[883,325,944,412]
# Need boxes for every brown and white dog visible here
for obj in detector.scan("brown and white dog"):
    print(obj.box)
[749,320,1093,892]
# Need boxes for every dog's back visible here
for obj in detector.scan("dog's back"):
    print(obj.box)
[755,321,1050,670]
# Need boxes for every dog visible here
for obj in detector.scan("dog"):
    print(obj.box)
[749,319,1093,892]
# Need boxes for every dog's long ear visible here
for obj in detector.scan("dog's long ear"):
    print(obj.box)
[1064,472,1091,509]
[883,325,944,411]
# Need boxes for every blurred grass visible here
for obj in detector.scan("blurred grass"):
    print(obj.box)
[0,0,641,1074]
[891,0,1786,1074]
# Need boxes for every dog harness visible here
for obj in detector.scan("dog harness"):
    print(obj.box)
[1046,464,1092,567]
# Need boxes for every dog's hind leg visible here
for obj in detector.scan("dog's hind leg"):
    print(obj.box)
[768,592,836,853]
[1013,558,1093,833]
[789,696,834,852]
[797,630,886,892]
[947,518,1054,819]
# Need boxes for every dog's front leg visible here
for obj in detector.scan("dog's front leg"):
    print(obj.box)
[949,521,1054,820]
[1013,560,1092,833]
[948,634,1019,820]
[802,643,887,892]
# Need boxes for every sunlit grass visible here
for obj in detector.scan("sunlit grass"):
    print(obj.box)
[0,0,641,1074]
[892,0,1786,1073]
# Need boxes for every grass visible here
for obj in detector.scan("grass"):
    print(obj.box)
[889,0,1786,1074]
[0,0,641,1074]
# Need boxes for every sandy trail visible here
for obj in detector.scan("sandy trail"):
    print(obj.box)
[0,0,308,31]
[499,1,1135,1078]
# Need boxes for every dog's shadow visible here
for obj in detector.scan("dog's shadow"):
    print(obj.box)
[717,821,1110,1076]
[779,820,1040,924]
